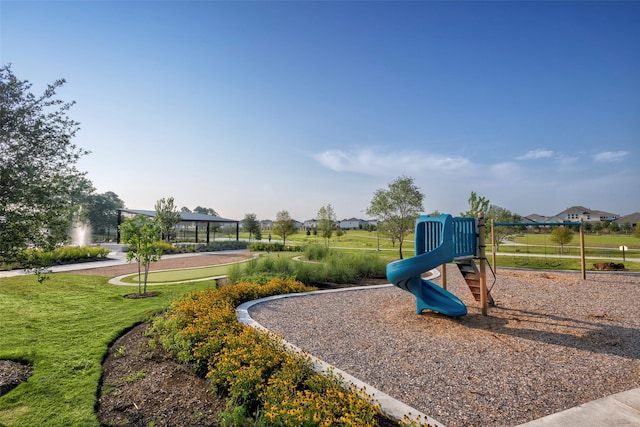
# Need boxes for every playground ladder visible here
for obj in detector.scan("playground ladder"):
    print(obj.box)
[455,259,494,306]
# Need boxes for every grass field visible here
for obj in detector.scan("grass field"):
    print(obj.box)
[0,274,217,427]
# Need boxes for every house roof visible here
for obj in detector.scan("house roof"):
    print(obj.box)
[120,209,238,223]
[556,206,592,215]
[556,206,618,218]
[615,212,640,224]
[523,214,548,222]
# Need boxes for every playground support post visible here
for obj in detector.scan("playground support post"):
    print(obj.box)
[478,213,488,316]
[441,263,447,290]
[580,219,586,280]
[491,219,497,273]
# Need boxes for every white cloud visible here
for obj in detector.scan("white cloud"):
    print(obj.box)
[516,149,554,160]
[488,162,522,180]
[592,150,629,162]
[313,147,470,175]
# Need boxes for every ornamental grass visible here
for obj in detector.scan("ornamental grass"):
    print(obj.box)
[152,278,394,426]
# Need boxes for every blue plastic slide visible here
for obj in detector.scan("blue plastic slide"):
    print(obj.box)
[386,214,467,317]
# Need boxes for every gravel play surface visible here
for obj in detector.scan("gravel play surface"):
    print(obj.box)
[249,269,640,427]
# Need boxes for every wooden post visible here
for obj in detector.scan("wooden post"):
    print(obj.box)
[441,263,447,290]
[478,213,488,316]
[491,219,497,274]
[580,219,586,280]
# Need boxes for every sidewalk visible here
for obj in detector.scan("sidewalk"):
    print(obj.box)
[517,388,640,426]
[0,250,216,278]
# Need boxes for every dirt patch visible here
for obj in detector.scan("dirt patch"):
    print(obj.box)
[124,292,161,299]
[0,360,32,397]
[97,322,225,427]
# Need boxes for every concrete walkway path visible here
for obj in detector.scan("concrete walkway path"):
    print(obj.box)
[517,387,640,426]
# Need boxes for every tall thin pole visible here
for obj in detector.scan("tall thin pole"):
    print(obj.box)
[478,213,488,316]
[580,219,586,280]
[491,219,497,274]
[441,263,447,290]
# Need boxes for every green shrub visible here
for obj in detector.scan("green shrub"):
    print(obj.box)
[154,240,177,254]
[304,244,330,261]
[170,241,249,252]
[228,250,386,286]
[247,242,303,252]
[6,246,112,271]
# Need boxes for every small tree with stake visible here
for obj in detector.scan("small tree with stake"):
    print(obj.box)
[317,204,336,248]
[366,176,424,260]
[119,215,163,295]
[154,197,180,242]
[550,225,574,255]
[272,210,297,246]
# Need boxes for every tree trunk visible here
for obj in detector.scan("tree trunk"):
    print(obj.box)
[143,262,150,294]
[137,260,142,295]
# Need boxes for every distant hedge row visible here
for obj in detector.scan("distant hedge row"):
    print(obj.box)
[1,246,111,271]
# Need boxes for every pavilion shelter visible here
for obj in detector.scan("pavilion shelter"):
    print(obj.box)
[116,209,239,244]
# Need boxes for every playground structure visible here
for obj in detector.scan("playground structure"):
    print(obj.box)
[386,213,492,317]
[387,214,587,317]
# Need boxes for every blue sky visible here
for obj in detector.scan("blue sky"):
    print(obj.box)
[2,1,638,221]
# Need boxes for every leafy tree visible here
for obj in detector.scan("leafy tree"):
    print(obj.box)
[621,222,631,234]
[68,175,96,218]
[180,206,192,213]
[194,206,219,216]
[317,204,336,247]
[366,175,424,259]
[154,197,180,241]
[487,205,521,250]
[592,222,603,235]
[192,206,221,238]
[118,214,163,295]
[461,191,490,218]
[86,191,125,240]
[272,210,297,246]
[550,226,574,254]
[242,213,261,242]
[1,65,87,263]
[634,222,640,239]
[608,221,620,233]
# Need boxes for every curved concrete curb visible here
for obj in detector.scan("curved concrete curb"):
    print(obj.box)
[108,254,258,285]
[236,269,445,426]
[109,274,225,286]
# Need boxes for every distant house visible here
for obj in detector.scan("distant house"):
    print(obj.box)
[260,218,304,230]
[614,212,640,228]
[339,218,365,230]
[522,214,549,223]
[556,206,618,223]
[365,219,379,227]
[260,219,273,230]
[303,219,318,230]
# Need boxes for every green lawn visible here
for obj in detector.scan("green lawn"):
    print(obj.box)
[0,273,217,427]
